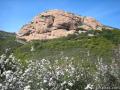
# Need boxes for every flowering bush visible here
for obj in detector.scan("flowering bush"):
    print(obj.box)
[0,53,120,90]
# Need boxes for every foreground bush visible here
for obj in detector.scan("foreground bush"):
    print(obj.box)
[0,52,120,90]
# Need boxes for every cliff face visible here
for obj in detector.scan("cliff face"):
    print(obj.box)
[17,10,108,41]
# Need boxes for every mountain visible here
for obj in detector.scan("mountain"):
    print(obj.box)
[17,10,112,41]
[0,10,120,90]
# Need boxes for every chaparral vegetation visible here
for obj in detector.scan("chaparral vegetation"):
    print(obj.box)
[0,29,120,90]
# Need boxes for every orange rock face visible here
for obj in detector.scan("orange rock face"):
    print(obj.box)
[17,10,105,41]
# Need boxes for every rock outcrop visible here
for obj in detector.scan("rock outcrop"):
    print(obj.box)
[17,10,108,41]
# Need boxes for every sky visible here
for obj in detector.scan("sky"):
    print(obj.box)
[0,0,120,32]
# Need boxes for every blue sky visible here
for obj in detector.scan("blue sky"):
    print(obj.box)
[0,0,120,32]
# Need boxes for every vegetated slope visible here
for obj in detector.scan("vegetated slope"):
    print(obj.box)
[0,30,22,55]
[0,29,120,90]
[14,29,120,65]
[0,30,15,38]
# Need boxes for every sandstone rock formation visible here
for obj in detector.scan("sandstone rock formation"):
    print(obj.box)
[17,10,109,41]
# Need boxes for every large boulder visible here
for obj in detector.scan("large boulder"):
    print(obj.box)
[17,10,106,41]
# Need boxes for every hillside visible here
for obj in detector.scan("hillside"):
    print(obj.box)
[0,10,120,90]
[0,30,22,55]
[0,28,120,90]
[0,30,15,38]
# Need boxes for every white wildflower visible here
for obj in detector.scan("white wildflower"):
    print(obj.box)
[0,83,2,87]
[24,85,31,90]
[41,88,44,90]
[68,82,73,86]
[3,70,13,79]
[61,81,67,86]
[85,84,93,90]
[65,56,69,60]
[66,88,69,90]
[43,79,47,83]
[30,46,35,51]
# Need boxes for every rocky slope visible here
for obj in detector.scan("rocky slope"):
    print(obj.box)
[17,10,112,41]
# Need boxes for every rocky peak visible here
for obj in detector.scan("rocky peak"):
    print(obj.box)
[17,10,108,41]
